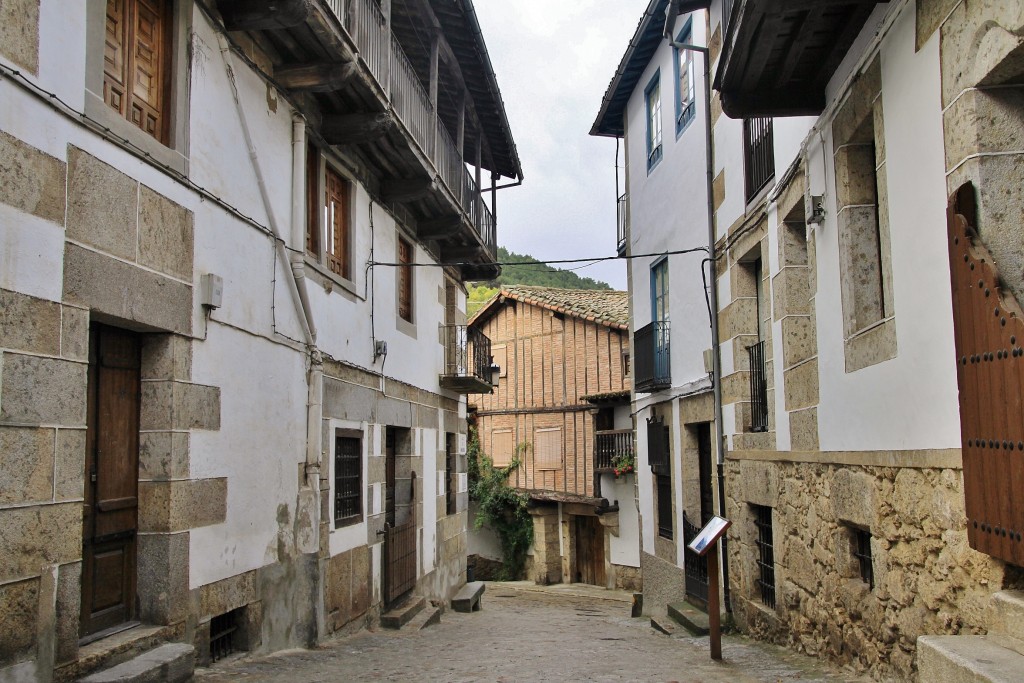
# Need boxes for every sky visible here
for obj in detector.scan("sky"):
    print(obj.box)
[473,1,650,291]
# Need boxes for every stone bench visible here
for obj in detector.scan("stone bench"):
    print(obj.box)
[451,581,485,613]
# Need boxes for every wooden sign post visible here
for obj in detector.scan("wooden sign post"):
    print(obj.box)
[687,516,732,661]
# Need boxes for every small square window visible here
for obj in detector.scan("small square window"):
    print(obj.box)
[752,504,776,608]
[852,527,874,589]
[334,434,362,527]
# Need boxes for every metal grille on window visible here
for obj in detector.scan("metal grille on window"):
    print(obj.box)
[743,117,775,200]
[209,608,240,663]
[398,237,413,321]
[854,528,874,589]
[753,504,776,608]
[334,436,361,525]
[747,340,769,432]
[656,474,673,540]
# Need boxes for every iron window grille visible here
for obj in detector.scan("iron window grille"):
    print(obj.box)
[747,340,769,432]
[675,25,696,135]
[743,117,775,201]
[647,417,671,475]
[209,608,241,662]
[853,528,874,589]
[334,435,362,526]
[753,504,776,608]
[656,473,673,540]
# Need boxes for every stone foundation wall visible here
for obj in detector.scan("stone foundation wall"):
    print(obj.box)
[640,551,687,617]
[725,454,1006,680]
[612,564,642,593]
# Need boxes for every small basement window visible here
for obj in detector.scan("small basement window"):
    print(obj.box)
[852,527,874,589]
[209,608,243,663]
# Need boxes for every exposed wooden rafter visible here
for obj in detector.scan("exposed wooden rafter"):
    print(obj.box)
[218,0,312,31]
[275,61,357,92]
[382,177,437,203]
[322,112,395,145]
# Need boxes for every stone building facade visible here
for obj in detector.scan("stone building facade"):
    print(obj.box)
[0,0,520,680]
[469,286,640,590]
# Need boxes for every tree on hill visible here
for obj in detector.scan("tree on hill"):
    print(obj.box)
[466,247,612,317]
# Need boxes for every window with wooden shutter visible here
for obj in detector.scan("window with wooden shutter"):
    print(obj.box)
[398,236,413,322]
[306,144,320,257]
[103,0,172,144]
[534,427,563,471]
[323,165,351,280]
[490,429,513,467]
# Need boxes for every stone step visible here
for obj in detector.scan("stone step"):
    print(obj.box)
[918,635,1024,683]
[649,615,677,636]
[989,590,1024,642]
[667,601,710,636]
[381,596,426,629]
[451,581,485,613]
[80,643,195,683]
[405,605,442,631]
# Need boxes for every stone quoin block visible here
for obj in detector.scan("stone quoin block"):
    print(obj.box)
[0,426,54,505]
[780,316,816,368]
[0,0,40,73]
[783,358,819,411]
[0,503,81,583]
[137,532,189,625]
[60,305,90,362]
[137,478,227,533]
[138,185,195,281]
[66,147,139,261]
[0,130,65,224]
[0,288,61,357]
[0,353,87,425]
[141,334,193,382]
[139,431,191,481]
[0,577,39,665]
[55,428,86,501]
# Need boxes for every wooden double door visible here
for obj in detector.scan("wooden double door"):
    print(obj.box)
[574,515,606,586]
[81,325,142,638]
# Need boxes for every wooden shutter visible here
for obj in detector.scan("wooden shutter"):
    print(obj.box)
[534,427,563,471]
[947,182,1024,566]
[306,144,320,256]
[491,429,513,467]
[398,237,413,322]
[324,166,350,280]
[103,0,171,143]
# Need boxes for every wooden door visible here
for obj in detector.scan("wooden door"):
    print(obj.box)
[947,183,1024,567]
[574,516,606,586]
[697,423,714,526]
[81,325,142,637]
[384,427,396,527]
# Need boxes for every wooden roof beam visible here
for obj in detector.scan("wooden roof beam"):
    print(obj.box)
[275,61,357,92]
[322,112,395,145]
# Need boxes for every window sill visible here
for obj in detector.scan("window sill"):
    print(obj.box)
[305,257,361,300]
[647,151,663,175]
[397,315,417,340]
[675,109,696,139]
[83,90,188,176]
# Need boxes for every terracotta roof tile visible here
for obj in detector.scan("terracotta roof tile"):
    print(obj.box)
[497,285,629,330]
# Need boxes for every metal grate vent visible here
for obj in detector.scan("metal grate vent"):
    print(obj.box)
[209,608,241,663]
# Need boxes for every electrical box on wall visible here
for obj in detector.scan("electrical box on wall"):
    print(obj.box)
[201,273,223,309]
[704,348,714,374]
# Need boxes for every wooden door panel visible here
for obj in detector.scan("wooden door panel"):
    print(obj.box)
[947,182,1024,567]
[82,325,141,637]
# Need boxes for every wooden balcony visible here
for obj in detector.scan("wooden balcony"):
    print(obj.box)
[215,0,520,278]
[439,324,493,394]
[594,429,633,472]
[634,321,671,393]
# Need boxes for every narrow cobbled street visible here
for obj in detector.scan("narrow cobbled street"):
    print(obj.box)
[194,583,866,682]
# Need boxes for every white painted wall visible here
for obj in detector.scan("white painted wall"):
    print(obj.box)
[601,473,641,568]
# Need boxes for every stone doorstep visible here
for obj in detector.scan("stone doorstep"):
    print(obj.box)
[404,604,442,631]
[990,590,1024,643]
[380,596,426,629]
[917,635,1024,683]
[54,624,182,683]
[451,581,485,613]
[649,614,677,636]
[79,643,194,683]
[667,601,711,637]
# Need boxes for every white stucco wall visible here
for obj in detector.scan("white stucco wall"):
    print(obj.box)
[601,474,641,568]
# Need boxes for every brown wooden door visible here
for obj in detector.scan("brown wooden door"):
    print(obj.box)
[81,325,142,637]
[574,516,606,586]
[947,183,1024,567]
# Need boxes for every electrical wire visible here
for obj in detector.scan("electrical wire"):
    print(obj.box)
[367,246,708,270]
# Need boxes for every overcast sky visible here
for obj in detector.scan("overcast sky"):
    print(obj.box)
[474,1,649,291]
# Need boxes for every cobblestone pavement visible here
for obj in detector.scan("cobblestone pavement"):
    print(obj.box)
[194,582,868,682]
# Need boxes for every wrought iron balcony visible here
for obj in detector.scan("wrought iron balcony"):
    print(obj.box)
[747,340,769,432]
[594,429,633,471]
[634,321,671,392]
[440,324,493,394]
[616,193,628,254]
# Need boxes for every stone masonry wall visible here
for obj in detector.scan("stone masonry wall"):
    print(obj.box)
[725,456,1006,680]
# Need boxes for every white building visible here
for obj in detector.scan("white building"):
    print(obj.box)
[591,0,720,620]
[598,0,1024,679]
[0,0,520,679]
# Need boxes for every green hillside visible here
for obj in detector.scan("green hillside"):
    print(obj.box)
[467,247,612,316]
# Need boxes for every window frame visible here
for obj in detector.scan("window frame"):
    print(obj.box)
[490,428,514,467]
[650,256,669,324]
[644,71,663,173]
[533,427,563,471]
[333,431,364,528]
[304,145,358,291]
[397,234,415,324]
[84,0,191,173]
[673,21,696,138]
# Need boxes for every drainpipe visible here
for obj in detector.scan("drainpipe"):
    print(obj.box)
[665,10,731,612]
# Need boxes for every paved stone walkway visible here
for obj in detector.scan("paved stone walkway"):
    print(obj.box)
[194,582,868,682]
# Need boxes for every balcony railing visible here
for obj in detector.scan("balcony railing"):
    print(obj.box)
[616,193,628,254]
[594,429,633,470]
[747,340,769,432]
[440,324,493,394]
[634,321,671,392]
[743,117,775,201]
[337,0,494,255]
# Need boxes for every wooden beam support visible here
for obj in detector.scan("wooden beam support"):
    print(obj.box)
[322,112,394,145]
[417,215,463,240]
[275,61,357,92]
[443,245,484,262]
[217,0,312,31]
[382,177,437,203]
